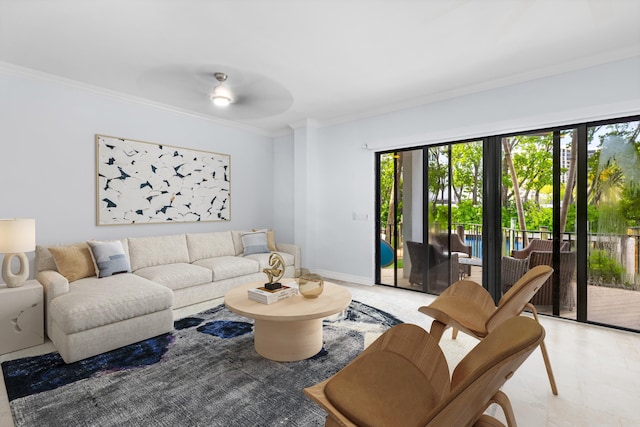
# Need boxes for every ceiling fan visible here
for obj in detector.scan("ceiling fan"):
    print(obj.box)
[199,68,294,119]
[136,65,294,121]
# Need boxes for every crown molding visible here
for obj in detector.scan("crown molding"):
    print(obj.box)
[0,62,274,138]
[317,48,640,130]
[364,99,640,152]
[2,47,637,140]
[288,118,320,130]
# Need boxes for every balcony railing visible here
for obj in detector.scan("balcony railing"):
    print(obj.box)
[453,223,640,290]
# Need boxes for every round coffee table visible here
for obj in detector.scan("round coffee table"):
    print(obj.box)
[224,280,352,362]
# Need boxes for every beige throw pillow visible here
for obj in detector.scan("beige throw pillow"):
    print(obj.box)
[48,245,96,282]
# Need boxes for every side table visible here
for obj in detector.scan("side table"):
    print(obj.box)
[0,279,44,355]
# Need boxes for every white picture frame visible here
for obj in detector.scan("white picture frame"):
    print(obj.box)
[96,135,230,225]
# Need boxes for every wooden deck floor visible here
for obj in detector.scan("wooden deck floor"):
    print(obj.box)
[382,265,640,331]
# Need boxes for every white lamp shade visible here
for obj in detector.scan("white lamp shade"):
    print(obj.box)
[0,218,36,253]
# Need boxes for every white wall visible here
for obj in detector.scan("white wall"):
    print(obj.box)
[306,56,640,284]
[363,56,640,151]
[0,70,275,282]
[2,56,639,286]
[309,124,377,283]
[272,133,295,245]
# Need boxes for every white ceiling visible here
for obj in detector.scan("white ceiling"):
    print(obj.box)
[1,0,639,136]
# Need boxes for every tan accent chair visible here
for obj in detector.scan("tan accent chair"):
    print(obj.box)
[419,265,558,395]
[304,316,545,427]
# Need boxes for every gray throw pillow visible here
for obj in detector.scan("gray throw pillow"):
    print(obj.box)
[241,231,270,256]
[87,240,132,278]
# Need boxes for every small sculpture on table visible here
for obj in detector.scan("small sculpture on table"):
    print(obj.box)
[263,253,285,290]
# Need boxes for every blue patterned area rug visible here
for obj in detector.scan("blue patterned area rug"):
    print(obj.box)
[2,301,401,427]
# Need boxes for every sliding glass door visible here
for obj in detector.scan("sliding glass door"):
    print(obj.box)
[375,114,640,332]
[378,152,398,286]
[500,130,578,317]
[585,120,640,330]
[376,141,483,294]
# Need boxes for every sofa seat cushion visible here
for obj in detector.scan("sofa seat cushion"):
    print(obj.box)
[244,252,295,269]
[135,263,212,291]
[193,256,260,281]
[49,274,173,335]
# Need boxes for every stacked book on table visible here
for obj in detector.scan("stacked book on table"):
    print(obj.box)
[247,285,298,304]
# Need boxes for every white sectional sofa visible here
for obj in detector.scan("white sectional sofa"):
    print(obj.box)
[35,230,300,363]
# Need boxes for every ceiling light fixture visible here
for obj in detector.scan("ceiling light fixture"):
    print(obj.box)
[210,72,234,107]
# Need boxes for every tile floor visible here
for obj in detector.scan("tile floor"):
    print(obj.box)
[1,282,639,427]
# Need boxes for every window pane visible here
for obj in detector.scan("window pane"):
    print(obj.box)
[378,152,398,286]
[586,121,640,330]
[500,132,578,315]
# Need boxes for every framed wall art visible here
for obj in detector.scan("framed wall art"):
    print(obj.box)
[96,135,230,225]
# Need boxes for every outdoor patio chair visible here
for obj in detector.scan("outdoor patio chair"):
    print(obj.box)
[528,251,577,310]
[512,238,570,259]
[406,241,459,294]
[304,316,546,426]
[501,256,530,292]
[418,265,558,395]
[432,232,473,276]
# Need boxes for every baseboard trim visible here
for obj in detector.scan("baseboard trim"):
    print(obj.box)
[312,270,374,286]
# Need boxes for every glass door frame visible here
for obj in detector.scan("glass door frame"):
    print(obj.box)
[375,151,400,287]
[375,114,639,333]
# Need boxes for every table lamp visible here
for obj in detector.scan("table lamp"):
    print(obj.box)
[0,218,36,287]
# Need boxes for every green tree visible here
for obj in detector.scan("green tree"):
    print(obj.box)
[587,122,640,230]
[502,137,527,239]
[428,146,449,224]
[620,186,640,226]
[452,200,483,224]
[452,142,483,205]
[379,153,403,244]
[560,131,577,233]
[510,134,553,206]
[379,153,394,232]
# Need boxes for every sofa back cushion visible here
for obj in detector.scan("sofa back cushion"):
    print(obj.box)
[127,234,189,271]
[186,231,235,262]
[36,245,68,274]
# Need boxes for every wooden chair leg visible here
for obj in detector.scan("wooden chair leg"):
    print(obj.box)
[526,303,559,396]
[429,320,447,342]
[324,415,344,427]
[473,415,507,427]
[452,328,458,339]
[490,390,517,427]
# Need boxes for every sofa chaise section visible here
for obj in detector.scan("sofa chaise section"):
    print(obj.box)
[38,270,174,363]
